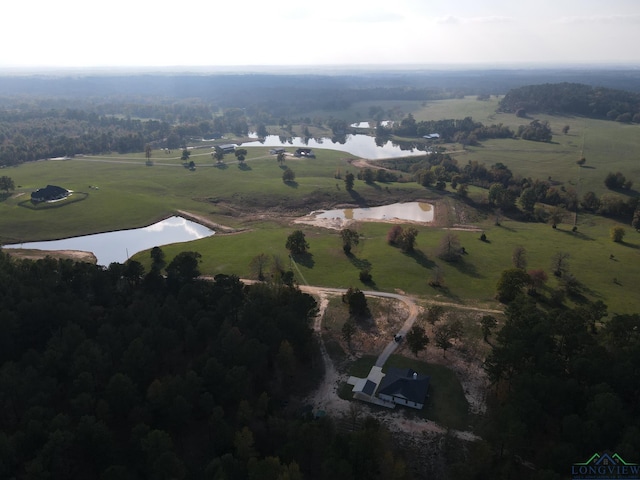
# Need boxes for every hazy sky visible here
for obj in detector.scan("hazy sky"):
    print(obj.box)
[3,0,639,68]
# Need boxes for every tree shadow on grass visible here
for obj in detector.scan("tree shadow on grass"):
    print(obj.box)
[404,249,435,269]
[620,241,639,249]
[237,163,252,171]
[0,192,11,202]
[284,181,299,188]
[448,258,483,278]
[293,252,315,269]
[348,189,369,207]
[555,228,594,241]
[347,253,372,271]
[215,163,228,170]
[430,284,462,302]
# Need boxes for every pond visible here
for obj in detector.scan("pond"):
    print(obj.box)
[242,134,427,160]
[296,202,434,229]
[3,216,215,266]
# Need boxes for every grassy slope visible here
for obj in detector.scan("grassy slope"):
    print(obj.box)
[1,99,639,313]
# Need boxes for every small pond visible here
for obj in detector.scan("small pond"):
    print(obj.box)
[297,202,434,229]
[242,134,426,159]
[3,216,215,266]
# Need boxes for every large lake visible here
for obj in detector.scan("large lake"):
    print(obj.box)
[3,216,215,266]
[242,134,427,159]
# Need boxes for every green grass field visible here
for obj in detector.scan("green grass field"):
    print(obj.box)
[1,98,639,315]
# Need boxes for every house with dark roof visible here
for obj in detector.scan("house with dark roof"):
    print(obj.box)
[377,367,430,410]
[31,185,70,203]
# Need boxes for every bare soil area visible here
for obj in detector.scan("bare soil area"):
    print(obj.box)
[4,249,97,263]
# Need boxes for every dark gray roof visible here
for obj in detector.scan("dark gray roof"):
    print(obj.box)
[31,185,69,201]
[362,379,377,396]
[377,367,430,404]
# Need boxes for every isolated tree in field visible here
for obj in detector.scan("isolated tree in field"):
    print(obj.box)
[432,323,452,357]
[527,269,548,295]
[0,175,15,193]
[604,171,631,190]
[234,148,248,162]
[429,265,445,288]
[496,268,530,303]
[576,156,586,167]
[342,321,356,350]
[437,232,461,262]
[512,246,527,270]
[562,125,570,134]
[344,172,355,191]
[277,151,286,165]
[249,253,270,281]
[551,252,570,277]
[398,227,418,253]
[386,225,403,245]
[340,228,360,254]
[343,287,369,319]
[548,206,564,228]
[480,315,498,342]
[426,304,445,325]
[406,325,429,357]
[181,148,190,162]
[610,226,626,243]
[213,150,225,164]
[145,144,153,165]
[282,168,295,183]
[285,230,309,255]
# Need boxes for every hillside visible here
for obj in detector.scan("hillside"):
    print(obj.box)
[498,82,640,122]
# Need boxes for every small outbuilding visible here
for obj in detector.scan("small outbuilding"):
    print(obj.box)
[31,185,70,203]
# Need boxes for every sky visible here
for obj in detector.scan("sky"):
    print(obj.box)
[2,0,639,69]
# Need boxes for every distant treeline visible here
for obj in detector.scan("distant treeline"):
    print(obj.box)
[498,82,640,122]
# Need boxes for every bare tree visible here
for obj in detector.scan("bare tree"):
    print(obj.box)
[512,246,527,270]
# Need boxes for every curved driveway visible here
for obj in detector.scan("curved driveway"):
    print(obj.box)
[298,286,419,369]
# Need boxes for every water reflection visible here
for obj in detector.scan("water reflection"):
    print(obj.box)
[243,134,426,159]
[3,216,215,266]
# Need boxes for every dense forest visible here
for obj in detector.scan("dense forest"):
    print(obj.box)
[498,82,640,122]
[2,249,640,479]
[0,250,413,479]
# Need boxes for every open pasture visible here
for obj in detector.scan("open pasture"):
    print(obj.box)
[1,99,639,314]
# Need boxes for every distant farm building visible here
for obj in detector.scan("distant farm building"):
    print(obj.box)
[269,148,286,155]
[294,148,315,158]
[31,185,70,203]
[215,144,236,154]
[423,133,440,140]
